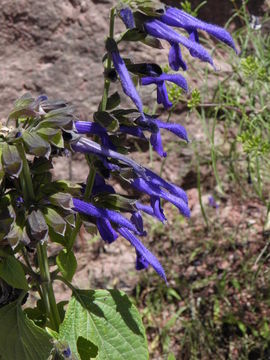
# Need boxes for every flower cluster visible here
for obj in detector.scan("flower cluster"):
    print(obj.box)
[0,3,236,283]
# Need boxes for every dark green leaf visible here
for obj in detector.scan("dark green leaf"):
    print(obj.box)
[0,300,53,360]
[94,111,119,132]
[77,337,98,360]
[93,193,137,212]
[56,250,77,282]
[8,93,36,120]
[22,131,51,158]
[31,157,53,175]
[2,143,22,178]
[27,210,48,243]
[120,28,146,42]
[126,63,162,77]
[141,35,163,49]
[59,289,148,360]
[0,255,28,290]
[106,92,121,111]
[37,128,64,148]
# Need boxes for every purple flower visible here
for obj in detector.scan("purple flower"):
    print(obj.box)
[119,7,135,29]
[120,114,188,158]
[75,121,114,148]
[141,73,188,109]
[168,42,187,71]
[72,198,141,235]
[131,178,190,218]
[144,18,214,67]
[208,195,219,209]
[71,137,147,179]
[106,39,144,116]
[160,7,237,53]
[118,227,167,282]
[73,198,166,281]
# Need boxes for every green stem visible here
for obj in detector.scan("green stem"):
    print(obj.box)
[100,7,116,111]
[69,7,116,249]
[17,141,60,330]
[37,243,61,331]
[17,142,35,204]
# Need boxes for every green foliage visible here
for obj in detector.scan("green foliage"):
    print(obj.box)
[59,289,149,360]
[0,300,53,360]
[0,254,28,290]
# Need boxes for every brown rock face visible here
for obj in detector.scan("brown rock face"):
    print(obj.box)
[0,0,267,119]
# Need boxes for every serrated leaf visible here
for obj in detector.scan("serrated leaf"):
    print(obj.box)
[106,92,121,111]
[0,255,28,290]
[59,289,148,360]
[27,210,49,243]
[2,143,22,178]
[56,250,77,282]
[0,300,53,360]
[94,111,119,132]
[43,208,66,236]
[22,132,51,158]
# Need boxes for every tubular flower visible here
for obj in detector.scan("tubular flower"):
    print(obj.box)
[160,7,237,53]
[106,39,144,115]
[141,73,188,109]
[72,198,166,281]
[119,7,135,29]
[144,18,214,67]
[75,121,114,148]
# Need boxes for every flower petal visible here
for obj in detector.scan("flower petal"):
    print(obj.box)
[72,138,147,179]
[75,121,113,148]
[119,7,135,29]
[168,43,187,71]
[110,48,144,115]
[145,168,188,204]
[161,7,237,52]
[73,198,141,234]
[150,131,167,157]
[96,218,118,243]
[155,119,188,142]
[131,178,190,217]
[144,19,214,66]
[118,227,167,282]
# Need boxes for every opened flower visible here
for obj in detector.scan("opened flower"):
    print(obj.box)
[141,73,188,109]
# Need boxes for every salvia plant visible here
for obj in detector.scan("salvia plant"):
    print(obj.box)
[0,1,236,359]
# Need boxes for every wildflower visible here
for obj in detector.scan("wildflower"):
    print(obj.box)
[72,198,166,281]
[141,73,188,109]
[160,7,237,53]
[144,18,214,67]
[119,7,135,29]
[106,38,144,115]
[208,195,219,209]
[71,137,147,179]
[75,121,114,148]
